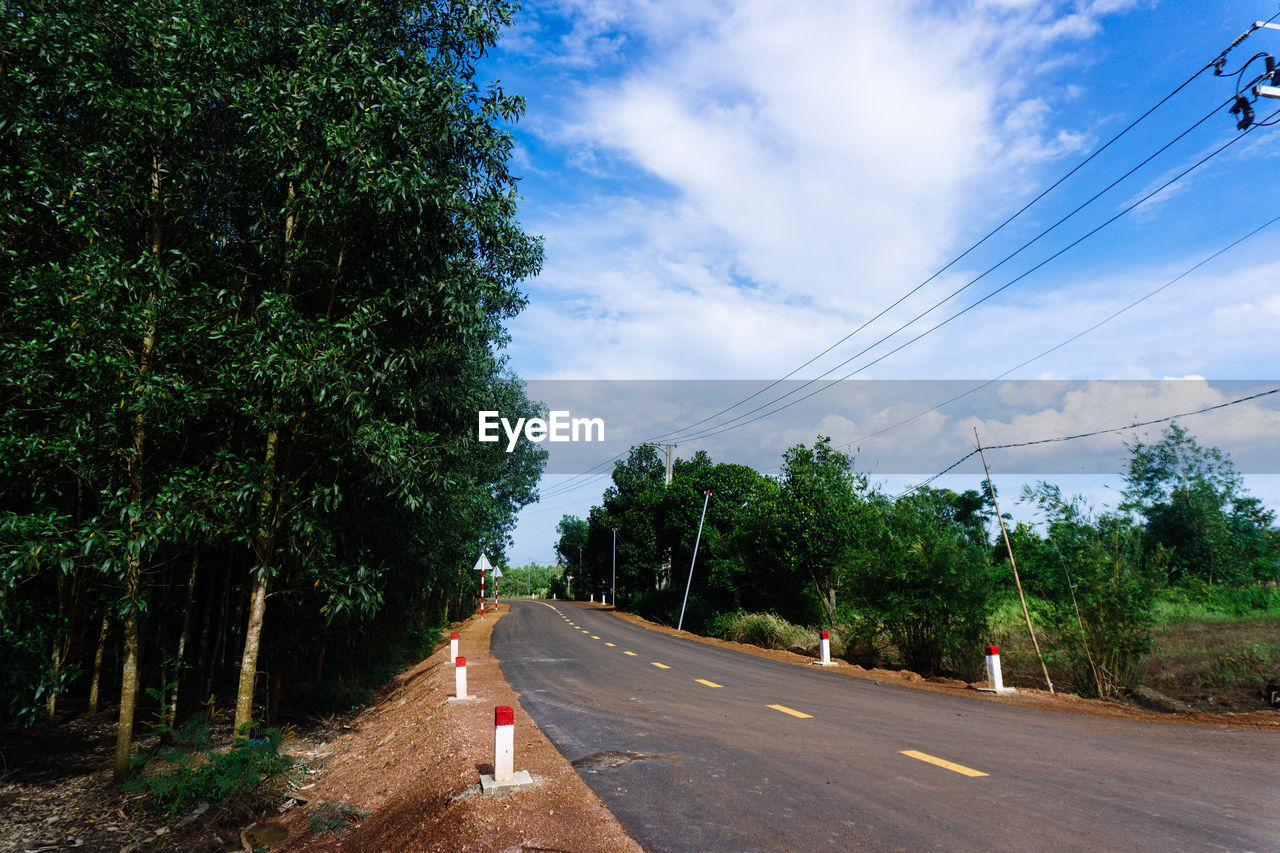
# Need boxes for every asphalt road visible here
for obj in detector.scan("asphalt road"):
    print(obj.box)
[491,599,1280,851]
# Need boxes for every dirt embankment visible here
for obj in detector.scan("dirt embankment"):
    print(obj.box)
[268,604,641,852]
[605,606,1280,731]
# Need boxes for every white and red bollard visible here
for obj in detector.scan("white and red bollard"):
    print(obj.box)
[453,655,468,699]
[812,630,835,665]
[480,574,485,615]
[494,706,514,781]
[480,706,533,792]
[981,644,1014,694]
[449,631,459,663]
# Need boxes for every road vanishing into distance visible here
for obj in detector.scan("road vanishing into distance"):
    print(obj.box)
[492,599,1280,851]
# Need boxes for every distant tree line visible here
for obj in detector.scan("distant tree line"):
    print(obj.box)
[558,425,1278,695]
[0,0,544,778]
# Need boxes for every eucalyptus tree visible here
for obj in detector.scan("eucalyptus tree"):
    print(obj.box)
[2,0,543,777]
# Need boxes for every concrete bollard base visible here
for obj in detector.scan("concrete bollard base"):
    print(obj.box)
[480,770,534,792]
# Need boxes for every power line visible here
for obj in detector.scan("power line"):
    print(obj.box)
[835,211,1280,454]
[641,16,1278,446]
[677,107,1277,445]
[535,94,1239,501]
[536,19,1278,503]
[892,385,1280,500]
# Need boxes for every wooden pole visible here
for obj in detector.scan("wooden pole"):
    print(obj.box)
[974,428,1054,694]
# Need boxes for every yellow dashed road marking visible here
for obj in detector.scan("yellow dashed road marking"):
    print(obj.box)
[695,679,722,688]
[651,662,670,669]
[623,651,638,656]
[591,635,601,639]
[605,643,616,647]
[900,750,988,777]
[767,704,812,719]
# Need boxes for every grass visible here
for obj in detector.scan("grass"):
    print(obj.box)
[989,588,1280,711]
[708,611,846,657]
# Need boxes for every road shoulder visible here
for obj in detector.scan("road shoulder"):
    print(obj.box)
[271,603,642,851]
[601,604,1280,731]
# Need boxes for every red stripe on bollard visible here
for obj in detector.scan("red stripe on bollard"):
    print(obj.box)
[451,632,458,640]
[456,656,466,667]
[984,645,999,656]
[821,631,829,640]
[496,706,514,727]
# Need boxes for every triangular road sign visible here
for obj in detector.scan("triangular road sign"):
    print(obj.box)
[474,553,492,573]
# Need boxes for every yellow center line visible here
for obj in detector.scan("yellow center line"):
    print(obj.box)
[694,679,722,688]
[767,703,812,719]
[604,642,616,647]
[580,629,590,633]
[900,750,988,777]
[651,662,670,669]
[623,651,638,656]
[591,635,601,639]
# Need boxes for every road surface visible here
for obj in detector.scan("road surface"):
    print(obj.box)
[492,599,1279,851]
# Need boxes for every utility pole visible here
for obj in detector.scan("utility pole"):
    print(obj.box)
[974,428,1054,694]
[658,443,677,590]
[611,527,617,607]
[660,443,677,486]
[677,490,711,632]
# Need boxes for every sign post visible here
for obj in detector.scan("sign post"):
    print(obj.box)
[474,553,492,615]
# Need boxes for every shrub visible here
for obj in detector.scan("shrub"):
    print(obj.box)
[848,489,994,679]
[1025,485,1163,699]
[709,610,819,652]
[124,717,296,818]
[309,800,370,836]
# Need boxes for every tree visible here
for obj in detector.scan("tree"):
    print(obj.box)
[554,516,589,581]
[774,438,869,625]
[1122,424,1271,586]
[1,0,543,778]
[1024,484,1163,698]
[848,488,993,677]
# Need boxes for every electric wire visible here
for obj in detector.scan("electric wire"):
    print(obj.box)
[835,212,1280,454]
[676,106,1277,445]
[534,20,1278,503]
[641,14,1278,446]
[892,385,1280,500]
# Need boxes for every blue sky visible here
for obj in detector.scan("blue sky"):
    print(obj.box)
[477,0,1280,566]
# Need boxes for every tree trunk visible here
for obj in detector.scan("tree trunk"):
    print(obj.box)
[213,554,233,686]
[88,615,109,714]
[113,605,141,780]
[233,575,268,732]
[812,575,837,626]
[194,555,217,704]
[46,580,68,721]
[114,153,162,780]
[167,554,198,729]
[234,426,281,732]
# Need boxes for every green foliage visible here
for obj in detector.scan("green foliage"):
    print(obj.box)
[1155,581,1280,622]
[770,438,869,625]
[848,489,993,678]
[124,718,296,818]
[308,800,371,836]
[1122,424,1275,586]
[709,611,820,652]
[1022,484,1163,698]
[0,0,543,728]
[492,562,561,598]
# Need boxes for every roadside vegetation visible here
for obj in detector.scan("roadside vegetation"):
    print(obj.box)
[560,425,1279,708]
[0,0,543,832]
